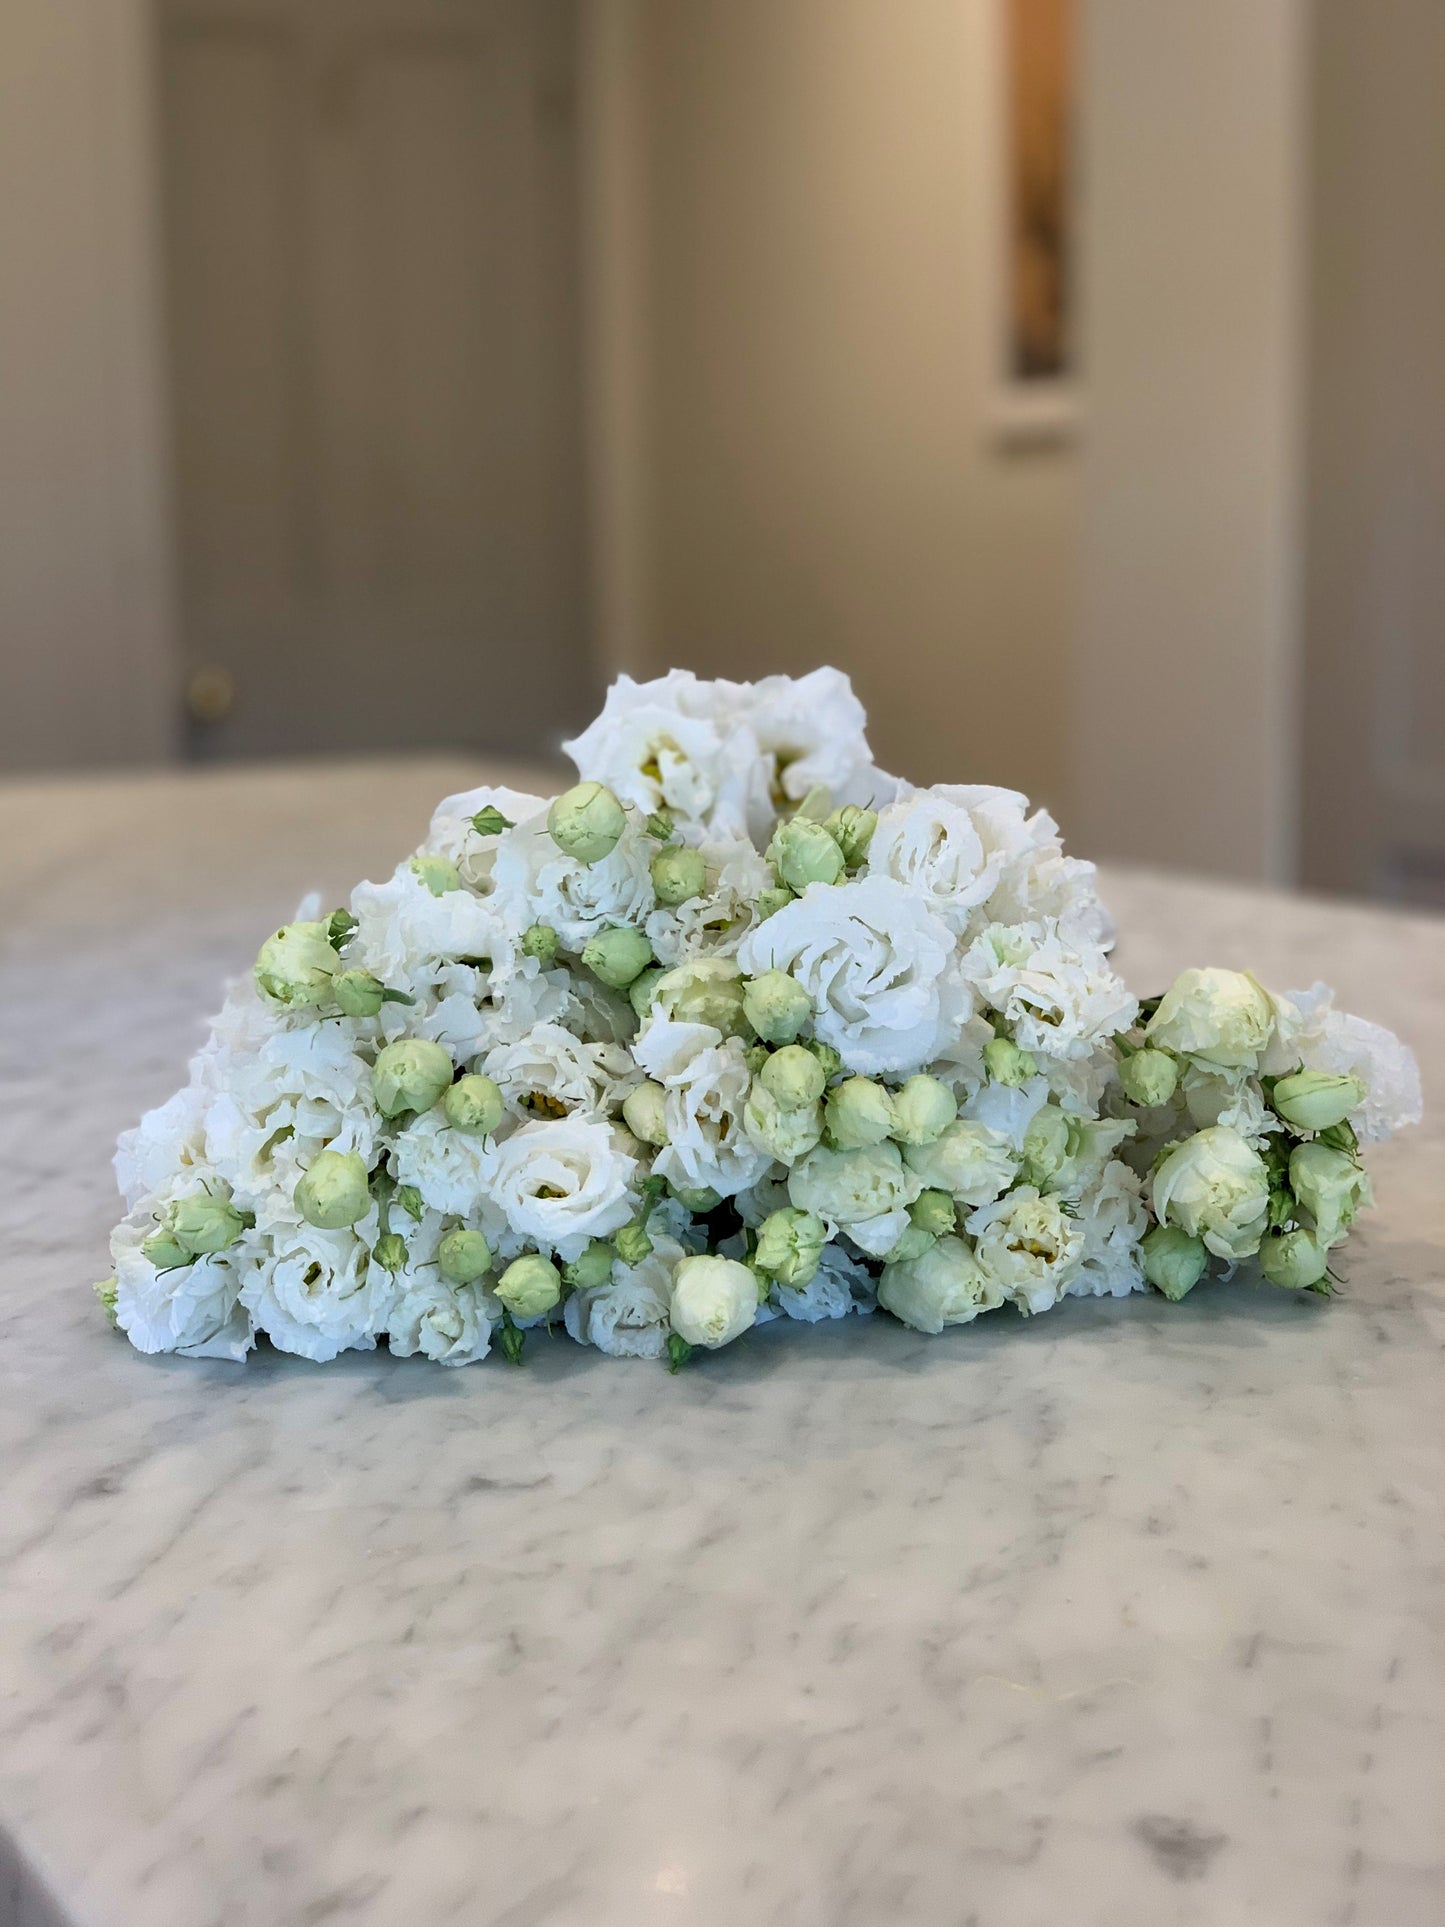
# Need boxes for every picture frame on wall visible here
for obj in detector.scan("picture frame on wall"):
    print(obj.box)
[984,0,1081,445]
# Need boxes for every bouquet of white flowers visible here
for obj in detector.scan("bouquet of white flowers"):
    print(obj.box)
[99,668,1422,1370]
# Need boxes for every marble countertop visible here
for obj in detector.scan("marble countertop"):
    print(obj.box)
[2,758,1442,1927]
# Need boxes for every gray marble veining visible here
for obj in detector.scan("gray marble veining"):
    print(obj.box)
[1,760,1442,1927]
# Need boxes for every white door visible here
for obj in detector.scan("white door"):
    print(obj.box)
[160,0,592,762]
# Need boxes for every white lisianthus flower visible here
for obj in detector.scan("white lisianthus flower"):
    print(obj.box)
[645,837,774,966]
[114,1085,211,1211]
[1264,983,1422,1142]
[1152,1126,1271,1261]
[632,1014,770,1198]
[902,1120,1018,1209]
[482,1022,639,1121]
[1065,1159,1149,1298]
[742,666,892,817]
[350,864,513,1002]
[670,1254,758,1349]
[564,1235,684,1358]
[203,1015,382,1189]
[239,1220,391,1362]
[563,669,756,836]
[109,1214,253,1360]
[738,875,959,1075]
[486,1116,638,1259]
[878,1234,1003,1334]
[787,1141,922,1230]
[959,920,1137,1063]
[968,1186,1086,1314]
[769,1236,875,1320]
[387,1269,494,1366]
[490,809,655,952]
[391,1113,511,1245]
[866,790,1004,931]
[1146,968,1274,1072]
[1179,1065,1274,1145]
[420,783,549,890]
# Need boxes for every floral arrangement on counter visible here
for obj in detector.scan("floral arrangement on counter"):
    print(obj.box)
[99,669,1422,1370]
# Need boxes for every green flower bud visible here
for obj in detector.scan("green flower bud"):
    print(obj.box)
[1288,1141,1371,1247]
[890,1074,957,1146]
[1118,1047,1179,1109]
[650,845,707,906]
[753,1207,827,1288]
[743,1044,770,1075]
[1272,1070,1366,1134]
[666,1331,694,1372]
[468,805,514,837]
[441,1072,504,1136]
[409,854,461,896]
[562,1238,615,1290]
[756,886,794,922]
[824,1076,897,1149]
[581,923,654,990]
[767,817,845,892]
[1020,1104,1073,1191]
[547,781,627,864]
[326,908,358,949]
[521,923,560,964]
[395,1184,424,1223]
[295,1148,371,1229]
[742,969,812,1045]
[806,1040,843,1082]
[909,1189,957,1238]
[984,1036,1037,1087]
[333,969,385,1018]
[743,1086,824,1164]
[614,1221,655,1266]
[760,1044,827,1110]
[1259,1227,1329,1291]
[883,1222,936,1265]
[645,809,674,841]
[621,1079,668,1146]
[373,1231,408,1274]
[1141,1223,1209,1301]
[141,1229,190,1271]
[169,1191,249,1256]
[652,958,751,1035]
[437,1227,492,1285]
[495,1253,562,1319]
[499,1316,527,1365]
[822,805,877,868]
[670,1182,721,1215]
[94,1275,119,1325]
[254,921,341,1010]
[629,966,664,1020]
[373,1038,454,1118]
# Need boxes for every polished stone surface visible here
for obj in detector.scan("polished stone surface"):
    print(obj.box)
[1,760,1442,1927]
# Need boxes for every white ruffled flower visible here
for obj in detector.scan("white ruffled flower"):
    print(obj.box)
[632,1014,771,1198]
[563,1235,684,1358]
[482,1023,638,1121]
[772,1237,874,1322]
[420,783,549,890]
[967,1186,1086,1313]
[1065,1159,1148,1298]
[390,1113,509,1245]
[645,836,774,966]
[878,1234,1003,1334]
[903,1120,1018,1208]
[563,669,755,836]
[1266,984,1422,1142]
[109,1212,253,1360]
[490,809,655,952]
[787,1142,921,1234]
[387,1271,494,1366]
[239,1220,391,1362]
[1179,1065,1275,1145]
[741,667,891,818]
[1145,967,1274,1072]
[114,1084,211,1212]
[738,875,960,1075]
[486,1115,638,1259]
[1152,1126,1271,1261]
[866,790,1006,931]
[960,920,1136,1063]
[351,865,514,1002]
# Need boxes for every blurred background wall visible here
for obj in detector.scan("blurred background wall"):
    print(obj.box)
[1,0,1441,903]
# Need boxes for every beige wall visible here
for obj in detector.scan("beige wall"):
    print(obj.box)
[0,0,177,774]
[1070,0,1308,882]
[599,0,1078,809]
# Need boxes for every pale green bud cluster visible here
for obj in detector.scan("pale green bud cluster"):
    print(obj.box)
[373,1038,454,1118]
[254,921,341,1010]
[742,969,812,1045]
[650,844,707,906]
[143,1189,252,1269]
[822,805,877,869]
[334,969,387,1019]
[652,958,750,1035]
[983,1036,1037,1087]
[437,1227,492,1285]
[562,1239,616,1290]
[522,923,559,964]
[767,817,845,892]
[442,1073,504,1136]
[760,1045,827,1109]
[824,1076,896,1149]
[1259,1227,1329,1291]
[372,1231,409,1274]
[1272,1070,1364,1134]
[1117,1046,1179,1109]
[753,1207,826,1288]
[889,1075,957,1146]
[622,1080,668,1146]
[547,782,626,864]
[409,854,461,896]
[295,1148,370,1229]
[495,1253,562,1319]
[1141,1223,1208,1301]
[1288,1141,1370,1247]
[582,923,654,989]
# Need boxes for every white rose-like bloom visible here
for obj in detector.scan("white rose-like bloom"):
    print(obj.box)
[387,1273,494,1366]
[391,1113,511,1248]
[741,666,886,814]
[645,836,774,966]
[110,1213,253,1360]
[239,1221,391,1362]
[114,1084,211,1211]
[562,668,756,836]
[483,1022,639,1121]
[564,1235,684,1358]
[670,1254,758,1349]
[420,783,549,890]
[738,875,959,1075]
[490,810,655,953]
[1065,1159,1148,1299]
[1180,1065,1274,1145]
[1145,967,1274,1072]
[1265,983,1422,1142]
[1152,1126,1271,1261]
[866,790,1003,931]
[968,1186,1086,1314]
[788,1141,922,1229]
[350,865,514,1001]
[203,1016,382,1195]
[959,920,1136,1063]
[632,1014,771,1198]
[878,1234,1003,1334]
[902,1120,1017,1209]
[486,1116,638,1260]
